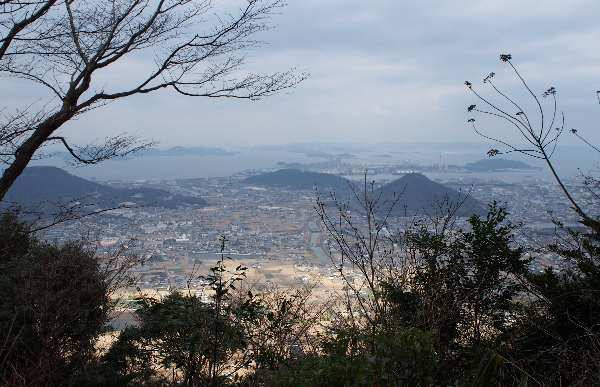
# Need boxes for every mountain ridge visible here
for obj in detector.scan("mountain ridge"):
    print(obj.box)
[4,166,206,211]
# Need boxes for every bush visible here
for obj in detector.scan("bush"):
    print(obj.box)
[0,213,111,386]
[269,328,437,387]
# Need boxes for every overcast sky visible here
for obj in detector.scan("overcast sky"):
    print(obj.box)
[5,0,600,149]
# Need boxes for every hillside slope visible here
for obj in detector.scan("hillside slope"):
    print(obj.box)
[4,166,206,210]
[376,173,485,217]
[464,158,539,171]
[244,169,351,192]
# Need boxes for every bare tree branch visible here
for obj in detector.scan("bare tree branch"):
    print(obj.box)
[0,0,306,201]
[45,134,154,164]
[466,53,598,230]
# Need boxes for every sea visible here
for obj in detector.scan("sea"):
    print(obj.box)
[30,143,596,183]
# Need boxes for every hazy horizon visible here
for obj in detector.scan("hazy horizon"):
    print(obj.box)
[29,140,597,182]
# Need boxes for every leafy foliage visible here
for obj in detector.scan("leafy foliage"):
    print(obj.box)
[385,203,531,384]
[105,238,262,386]
[505,222,600,385]
[0,213,110,386]
[270,328,437,387]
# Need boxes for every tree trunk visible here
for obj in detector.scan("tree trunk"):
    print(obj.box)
[0,111,71,201]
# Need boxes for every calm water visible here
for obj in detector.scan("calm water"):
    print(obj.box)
[35,149,324,180]
[31,143,594,182]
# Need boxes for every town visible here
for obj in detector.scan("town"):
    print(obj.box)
[40,167,595,292]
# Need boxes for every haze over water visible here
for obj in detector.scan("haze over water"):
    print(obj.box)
[33,142,593,183]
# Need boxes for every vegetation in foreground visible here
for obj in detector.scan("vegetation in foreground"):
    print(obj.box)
[1,188,600,386]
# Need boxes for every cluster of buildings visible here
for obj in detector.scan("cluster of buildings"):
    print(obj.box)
[41,170,599,289]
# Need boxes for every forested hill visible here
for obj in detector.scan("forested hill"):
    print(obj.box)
[464,158,539,171]
[4,166,206,210]
[244,169,351,192]
[376,173,485,217]
[245,170,484,217]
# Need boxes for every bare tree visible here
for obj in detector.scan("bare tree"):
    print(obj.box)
[314,175,404,351]
[0,0,305,200]
[465,53,599,230]
[0,1,58,59]
[240,283,326,384]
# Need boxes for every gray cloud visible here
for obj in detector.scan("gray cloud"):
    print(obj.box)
[3,0,600,149]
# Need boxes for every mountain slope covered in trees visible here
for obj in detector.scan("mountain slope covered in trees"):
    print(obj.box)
[376,173,485,216]
[464,158,539,171]
[245,170,484,217]
[244,169,351,192]
[4,166,206,210]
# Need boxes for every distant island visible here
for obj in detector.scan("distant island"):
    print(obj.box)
[4,166,206,212]
[256,143,360,160]
[464,158,540,172]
